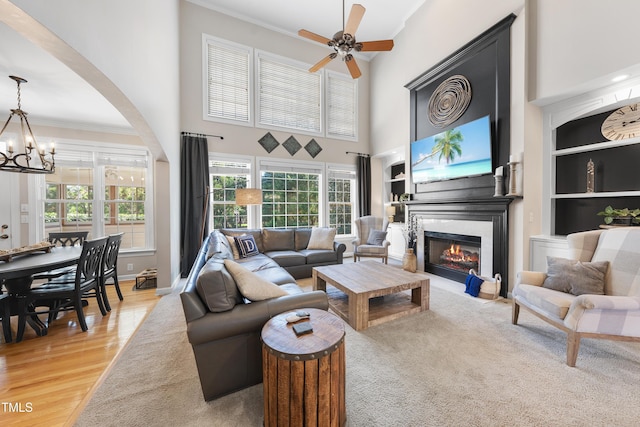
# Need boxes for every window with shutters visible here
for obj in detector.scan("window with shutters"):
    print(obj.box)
[327,164,356,235]
[257,52,322,135]
[326,71,357,140]
[203,35,358,140]
[203,35,252,125]
[208,155,254,229]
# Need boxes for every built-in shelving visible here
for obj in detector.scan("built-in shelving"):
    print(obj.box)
[552,108,640,234]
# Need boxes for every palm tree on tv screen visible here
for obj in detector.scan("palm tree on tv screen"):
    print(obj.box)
[432,129,463,163]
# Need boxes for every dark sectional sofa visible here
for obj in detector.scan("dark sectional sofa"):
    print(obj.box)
[180,228,345,401]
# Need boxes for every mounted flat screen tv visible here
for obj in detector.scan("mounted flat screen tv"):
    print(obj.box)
[410,115,493,184]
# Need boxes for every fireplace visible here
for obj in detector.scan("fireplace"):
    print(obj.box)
[425,232,480,282]
[407,198,511,297]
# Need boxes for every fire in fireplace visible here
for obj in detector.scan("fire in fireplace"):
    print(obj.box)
[424,231,481,283]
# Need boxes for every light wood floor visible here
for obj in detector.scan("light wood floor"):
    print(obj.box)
[0,281,161,427]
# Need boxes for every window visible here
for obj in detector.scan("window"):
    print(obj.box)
[45,168,94,228]
[41,142,152,251]
[208,157,253,229]
[327,165,356,235]
[259,159,322,228]
[203,36,358,141]
[257,52,322,134]
[326,71,357,140]
[204,35,252,125]
[104,166,147,248]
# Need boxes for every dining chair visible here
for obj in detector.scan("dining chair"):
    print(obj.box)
[32,231,90,281]
[16,236,108,342]
[0,291,12,343]
[101,232,124,311]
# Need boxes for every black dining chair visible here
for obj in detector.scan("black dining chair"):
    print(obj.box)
[16,236,108,342]
[33,231,90,281]
[101,233,124,311]
[0,291,11,343]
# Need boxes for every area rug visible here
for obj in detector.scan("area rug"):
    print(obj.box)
[75,278,640,426]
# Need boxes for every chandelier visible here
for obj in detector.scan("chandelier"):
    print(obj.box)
[0,75,55,174]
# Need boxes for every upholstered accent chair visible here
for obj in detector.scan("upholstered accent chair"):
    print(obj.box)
[512,228,640,366]
[352,216,390,263]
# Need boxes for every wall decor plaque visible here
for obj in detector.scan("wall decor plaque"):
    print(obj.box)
[304,139,322,158]
[258,132,280,153]
[283,136,302,156]
[427,74,472,128]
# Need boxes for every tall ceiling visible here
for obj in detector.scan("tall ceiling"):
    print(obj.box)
[0,0,425,133]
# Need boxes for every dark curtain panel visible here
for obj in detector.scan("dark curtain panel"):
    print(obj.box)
[356,154,371,217]
[180,134,210,277]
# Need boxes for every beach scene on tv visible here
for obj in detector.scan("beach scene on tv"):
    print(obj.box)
[411,115,492,183]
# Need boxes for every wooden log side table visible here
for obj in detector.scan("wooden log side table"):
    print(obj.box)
[261,308,346,427]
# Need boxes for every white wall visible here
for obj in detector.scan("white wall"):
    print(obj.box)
[9,0,181,290]
[180,1,371,164]
[532,0,640,105]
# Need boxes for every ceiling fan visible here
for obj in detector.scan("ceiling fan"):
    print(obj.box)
[298,2,394,79]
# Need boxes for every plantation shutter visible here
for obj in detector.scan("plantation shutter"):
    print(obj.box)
[258,55,321,133]
[327,73,357,139]
[206,39,250,123]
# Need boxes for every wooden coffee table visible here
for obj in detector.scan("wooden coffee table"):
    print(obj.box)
[313,262,430,331]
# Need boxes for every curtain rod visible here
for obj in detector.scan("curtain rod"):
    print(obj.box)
[181,131,224,140]
[346,151,370,157]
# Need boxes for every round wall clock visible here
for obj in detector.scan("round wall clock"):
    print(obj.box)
[427,75,472,128]
[601,103,640,140]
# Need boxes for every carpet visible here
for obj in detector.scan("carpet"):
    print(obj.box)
[75,277,640,427]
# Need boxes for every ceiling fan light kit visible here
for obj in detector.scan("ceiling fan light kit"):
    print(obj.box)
[299,2,394,79]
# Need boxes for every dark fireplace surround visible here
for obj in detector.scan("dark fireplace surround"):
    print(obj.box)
[402,15,515,298]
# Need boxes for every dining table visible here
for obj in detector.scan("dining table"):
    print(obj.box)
[0,246,82,342]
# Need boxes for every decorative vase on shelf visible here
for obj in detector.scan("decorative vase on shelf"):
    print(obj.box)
[402,249,417,273]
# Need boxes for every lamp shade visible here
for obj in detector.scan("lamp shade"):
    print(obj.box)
[235,188,262,205]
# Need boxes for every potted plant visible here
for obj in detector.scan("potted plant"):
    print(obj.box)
[597,206,640,225]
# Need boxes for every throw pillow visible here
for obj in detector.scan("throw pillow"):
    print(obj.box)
[367,229,387,246]
[226,235,240,260]
[223,259,288,301]
[542,256,609,296]
[196,259,242,312]
[234,234,260,258]
[307,227,336,250]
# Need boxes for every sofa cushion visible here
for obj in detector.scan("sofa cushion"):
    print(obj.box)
[367,229,387,245]
[265,250,306,267]
[196,258,242,312]
[543,256,608,296]
[234,234,260,258]
[205,231,233,260]
[295,229,312,250]
[516,284,576,320]
[262,228,295,252]
[307,227,336,250]
[235,254,281,271]
[299,249,338,264]
[223,259,288,301]
[356,244,387,255]
[220,228,264,253]
[254,265,298,286]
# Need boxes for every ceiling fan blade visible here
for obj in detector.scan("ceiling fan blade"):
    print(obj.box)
[309,53,337,73]
[344,4,365,36]
[358,39,394,52]
[298,29,332,46]
[345,56,361,79]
